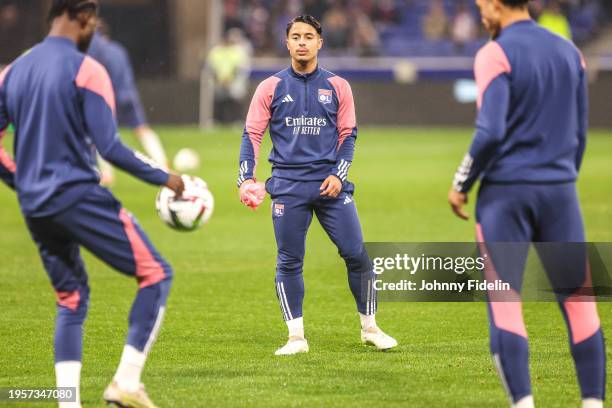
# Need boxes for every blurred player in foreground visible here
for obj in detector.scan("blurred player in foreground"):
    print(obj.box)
[449,0,605,407]
[88,20,169,184]
[0,1,184,406]
[237,15,397,355]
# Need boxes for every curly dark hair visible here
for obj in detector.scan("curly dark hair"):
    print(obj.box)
[48,0,98,22]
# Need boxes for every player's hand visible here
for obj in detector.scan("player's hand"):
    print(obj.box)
[320,175,342,198]
[239,179,266,210]
[448,188,469,220]
[166,173,185,196]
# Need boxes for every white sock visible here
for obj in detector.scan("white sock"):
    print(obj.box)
[113,345,146,393]
[55,361,81,408]
[137,127,168,169]
[512,395,534,408]
[583,398,603,408]
[286,317,304,339]
[359,313,377,330]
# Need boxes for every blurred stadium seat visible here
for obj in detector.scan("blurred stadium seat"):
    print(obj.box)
[220,0,605,58]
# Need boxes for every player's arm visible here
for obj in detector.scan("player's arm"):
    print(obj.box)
[113,45,148,129]
[237,77,277,209]
[0,131,15,190]
[0,66,16,190]
[576,57,588,172]
[237,77,276,186]
[323,77,357,197]
[76,57,183,194]
[449,42,511,219]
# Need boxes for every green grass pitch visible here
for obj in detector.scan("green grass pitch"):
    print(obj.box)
[0,127,611,407]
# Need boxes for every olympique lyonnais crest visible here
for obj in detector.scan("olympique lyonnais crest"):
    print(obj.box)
[318,89,332,105]
[273,203,285,217]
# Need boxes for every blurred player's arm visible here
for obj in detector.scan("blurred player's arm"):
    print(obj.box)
[113,45,168,168]
[576,57,588,172]
[453,43,511,193]
[450,42,511,219]
[77,57,182,193]
[237,77,278,209]
[0,65,15,190]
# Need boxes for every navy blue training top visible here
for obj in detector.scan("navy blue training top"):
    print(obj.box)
[0,36,167,216]
[453,20,588,192]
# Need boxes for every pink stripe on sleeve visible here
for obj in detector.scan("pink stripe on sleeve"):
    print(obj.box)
[579,50,587,70]
[0,66,16,172]
[0,131,15,173]
[245,76,280,175]
[75,56,116,115]
[476,223,528,338]
[119,209,166,288]
[328,76,356,149]
[0,64,11,86]
[474,42,511,110]
[0,146,15,173]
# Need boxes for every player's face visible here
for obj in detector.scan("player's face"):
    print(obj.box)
[476,0,502,37]
[286,22,323,64]
[77,9,98,53]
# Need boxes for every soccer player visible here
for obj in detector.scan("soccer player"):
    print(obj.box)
[237,15,397,355]
[448,1,605,407]
[0,1,184,407]
[88,21,169,184]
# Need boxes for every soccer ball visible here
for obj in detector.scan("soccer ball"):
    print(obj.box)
[173,148,200,172]
[156,175,214,231]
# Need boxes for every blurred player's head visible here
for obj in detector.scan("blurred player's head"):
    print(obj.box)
[48,0,99,53]
[286,15,323,68]
[96,18,110,38]
[475,0,530,37]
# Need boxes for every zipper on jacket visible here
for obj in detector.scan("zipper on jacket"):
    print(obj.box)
[303,78,308,113]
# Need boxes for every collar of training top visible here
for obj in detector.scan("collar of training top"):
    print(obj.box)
[44,36,78,49]
[502,19,535,34]
[289,65,321,80]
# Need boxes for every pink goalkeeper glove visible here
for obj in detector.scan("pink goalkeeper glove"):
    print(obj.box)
[240,181,266,210]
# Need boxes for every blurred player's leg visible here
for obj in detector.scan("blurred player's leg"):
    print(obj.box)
[476,184,533,407]
[315,189,397,350]
[25,217,89,408]
[53,186,172,407]
[134,126,169,170]
[535,184,605,407]
[271,179,313,355]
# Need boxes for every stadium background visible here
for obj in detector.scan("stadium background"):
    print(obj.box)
[1,0,611,407]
